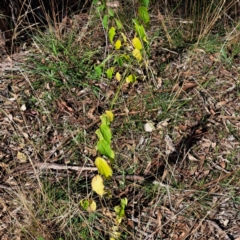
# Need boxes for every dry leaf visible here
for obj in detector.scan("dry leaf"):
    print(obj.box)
[165,135,175,154]
[20,104,26,111]
[144,121,155,132]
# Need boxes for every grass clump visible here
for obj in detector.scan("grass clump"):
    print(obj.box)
[28,31,97,88]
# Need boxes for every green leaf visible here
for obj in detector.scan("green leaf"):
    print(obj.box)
[80,199,89,210]
[138,6,150,24]
[97,139,115,160]
[121,198,128,207]
[94,65,102,77]
[103,15,109,29]
[114,56,124,67]
[108,27,116,43]
[93,0,99,4]
[143,36,149,44]
[140,0,149,7]
[106,67,114,79]
[115,19,123,29]
[97,5,105,13]
[95,129,104,141]
[100,124,112,144]
[95,157,113,177]
[108,8,115,17]
[133,19,147,40]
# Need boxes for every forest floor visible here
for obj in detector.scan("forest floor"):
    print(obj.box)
[0,2,240,240]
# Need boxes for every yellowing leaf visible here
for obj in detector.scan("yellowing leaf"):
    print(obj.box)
[115,40,122,50]
[114,198,128,224]
[105,110,114,122]
[88,199,97,212]
[115,72,121,81]
[132,49,142,61]
[100,114,110,125]
[121,32,127,42]
[95,157,113,178]
[17,151,27,163]
[92,175,105,197]
[80,199,97,212]
[110,226,121,239]
[132,37,143,50]
[126,74,137,83]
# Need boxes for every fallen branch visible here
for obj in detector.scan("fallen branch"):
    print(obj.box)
[34,163,97,172]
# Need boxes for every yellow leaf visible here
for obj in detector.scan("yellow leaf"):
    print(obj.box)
[115,40,122,50]
[132,37,143,50]
[132,49,142,61]
[115,72,121,81]
[105,110,114,122]
[88,199,97,212]
[95,157,113,178]
[126,76,131,83]
[92,175,105,197]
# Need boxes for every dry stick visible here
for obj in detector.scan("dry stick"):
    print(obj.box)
[34,163,97,172]
[34,163,144,179]
[34,163,145,183]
